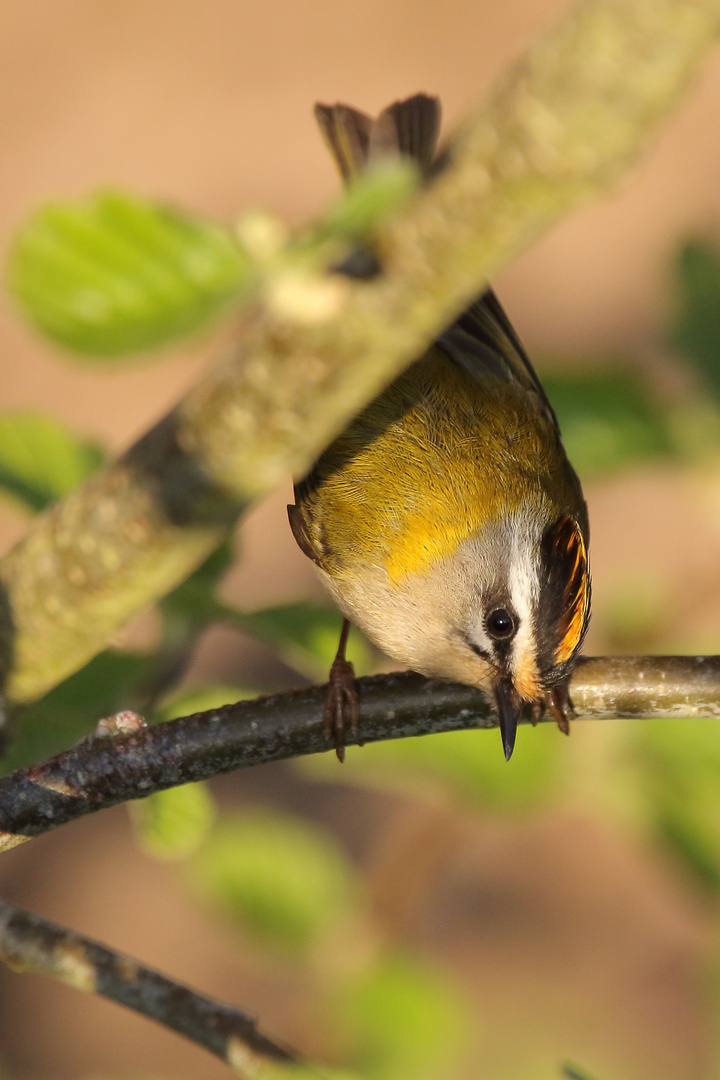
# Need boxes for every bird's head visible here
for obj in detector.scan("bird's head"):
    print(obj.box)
[456,513,591,759]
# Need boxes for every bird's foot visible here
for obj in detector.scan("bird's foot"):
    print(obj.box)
[323,654,360,763]
[545,683,573,735]
[529,684,574,735]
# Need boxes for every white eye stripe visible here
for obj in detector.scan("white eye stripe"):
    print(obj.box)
[507,538,540,683]
[467,622,493,656]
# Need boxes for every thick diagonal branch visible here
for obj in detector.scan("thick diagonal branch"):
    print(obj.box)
[0,0,717,706]
[0,897,303,1077]
[1,655,719,854]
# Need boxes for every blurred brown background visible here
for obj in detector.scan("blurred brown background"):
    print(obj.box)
[1,2,720,1079]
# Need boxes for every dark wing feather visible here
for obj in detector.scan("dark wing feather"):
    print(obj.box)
[437,288,560,432]
[287,502,322,566]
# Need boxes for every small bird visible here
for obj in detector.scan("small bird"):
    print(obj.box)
[289,94,591,761]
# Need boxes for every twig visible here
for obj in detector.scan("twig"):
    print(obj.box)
[1,655,719,854]
[1,0,717,707]
[0,897,303,1077]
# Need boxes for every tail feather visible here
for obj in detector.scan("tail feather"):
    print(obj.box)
[315,93,440,184]
[373,95,440,172]
[314,103,372,182]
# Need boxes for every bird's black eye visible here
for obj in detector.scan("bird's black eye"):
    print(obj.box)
[486,608,515,640]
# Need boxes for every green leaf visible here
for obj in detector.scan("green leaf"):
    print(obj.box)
[166,593,376,681]
[339,954,471,1080]
[8,190,254,359]
[265,1068,359,1080]
[668,239,720,396]
[227,601,376,681]
[542,367,675,479]
[156,683,263,722]
[602,567,670,650]
[300,723,562,813]
[159,541,234,624]
[0,412,103,511]
[130,782,216,861]
[158,541,236,651]
[2,649,155,773]
[321,158,419,239]
[561,1064,602,1080]
[629,719,720,890]
[190,809,353,955]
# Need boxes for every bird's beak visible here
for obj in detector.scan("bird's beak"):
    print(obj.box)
[493,677,522,762]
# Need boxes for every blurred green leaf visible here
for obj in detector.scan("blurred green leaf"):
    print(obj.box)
[130,781,216,861]
[229,601,376,681]
[158,541,236,653]
[190,809,353,955]
[668,239,720,397]
[156,682,263,722]
[265,1067,359,1080]
[161,584,375,681]
[339,954,471,1080]
[630,719,720,889]
[8,190,253,359]
[561,1065,602,1080]
[0,412,103,511]
[542,367,675,479]
[3,649,155,773]
[301,723,562,813]
[320,158,419,239]
[163,541,235,611]
[602,567,670,651]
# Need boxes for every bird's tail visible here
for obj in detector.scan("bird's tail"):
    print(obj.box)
[314,93,440,183]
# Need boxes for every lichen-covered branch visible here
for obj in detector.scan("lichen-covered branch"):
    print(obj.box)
[0,897,303,1077]
[1,655,718,854]
[2,0,719,706]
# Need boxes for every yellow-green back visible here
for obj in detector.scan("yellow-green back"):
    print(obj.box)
[299,347,577,585]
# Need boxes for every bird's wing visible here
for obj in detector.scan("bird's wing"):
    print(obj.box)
[437,288,561,432]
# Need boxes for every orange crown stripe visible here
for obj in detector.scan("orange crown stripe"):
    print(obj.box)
[554,524,590,666]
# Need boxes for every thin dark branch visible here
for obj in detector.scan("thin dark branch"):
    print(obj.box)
[0,897,303,1077]
[1,655,719,854]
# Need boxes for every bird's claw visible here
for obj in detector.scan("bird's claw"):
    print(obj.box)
[545,683,573,735]
[529,684,574,734]
[323,656,361,762]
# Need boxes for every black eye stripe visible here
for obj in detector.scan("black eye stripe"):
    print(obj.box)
[459,631,491,661]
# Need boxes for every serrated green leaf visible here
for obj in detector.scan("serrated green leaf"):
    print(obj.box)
[130,782,216,861]
[339,955,471,1080]
[190,810,353,955]
[8,190,254,359]
[0,411,103,511]
[542,367,676,479]
[668,239,720,397]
